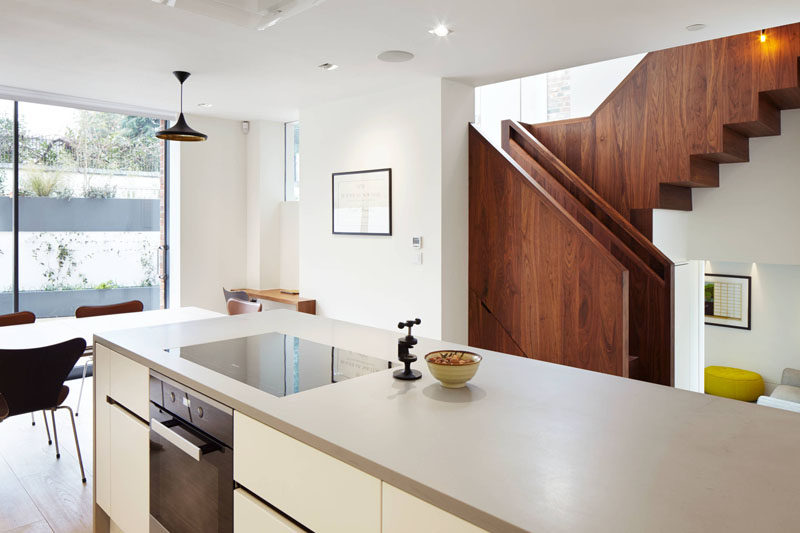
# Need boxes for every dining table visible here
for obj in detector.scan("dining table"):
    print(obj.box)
[0,306,221,413]
[0,306,220,350]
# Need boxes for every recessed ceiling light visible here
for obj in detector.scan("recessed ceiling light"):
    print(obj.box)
[429,24,452,37]
[318,62,339,71]
[197,103,213,108]
[377,50,415,63]
[686,24,706,31]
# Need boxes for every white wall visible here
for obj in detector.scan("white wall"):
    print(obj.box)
[652,109,800,392]
[687,109,800,265]
[704,261,800,392]
[673,260,705,392]
[299,78,472,340]
[177,114,248,314]
[473,53,644,147]
[440,79,474,343]
[246,120,284,289]
[279,201,299,289]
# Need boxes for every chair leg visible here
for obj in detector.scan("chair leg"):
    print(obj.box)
[59,406,86,484]
[31,412,35,426]
[50,409,60,459]
[75,359,89,417]
[42,410,52,445]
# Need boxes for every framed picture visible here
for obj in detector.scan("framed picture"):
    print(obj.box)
[704,274,751,330]
[332,168,392,235]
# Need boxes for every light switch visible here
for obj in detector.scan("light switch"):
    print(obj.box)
[412,251,423,265]
[412,236,423,249]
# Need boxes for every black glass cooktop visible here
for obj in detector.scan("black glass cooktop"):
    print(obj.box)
[166,333,392,398]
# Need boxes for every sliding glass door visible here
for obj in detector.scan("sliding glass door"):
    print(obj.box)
[2,99,169,317]
[0,101,13,314]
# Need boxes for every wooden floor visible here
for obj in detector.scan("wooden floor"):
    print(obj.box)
[0,378,93,533]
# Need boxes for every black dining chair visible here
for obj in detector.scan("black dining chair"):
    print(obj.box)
[0,311,43,428]
[0,337,88,483]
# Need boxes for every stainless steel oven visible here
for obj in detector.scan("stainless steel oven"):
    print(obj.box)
[149,372,233,533]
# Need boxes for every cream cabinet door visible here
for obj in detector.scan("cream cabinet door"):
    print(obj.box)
[234,412,381,533]
[382,483,487,533]
[95,345,111,513]
[109,402,149,533]
[234,488,306,533]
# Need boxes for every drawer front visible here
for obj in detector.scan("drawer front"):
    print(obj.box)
[234,488,305,533]
[95,344,111,513]
[105,345,150,420]
[234,412,380,533]
[382,483,487,533]
[109,402,149,533]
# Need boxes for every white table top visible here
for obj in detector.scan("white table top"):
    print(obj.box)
[0,307,221,349]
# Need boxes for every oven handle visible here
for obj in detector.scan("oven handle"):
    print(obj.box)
[151,418,210,461]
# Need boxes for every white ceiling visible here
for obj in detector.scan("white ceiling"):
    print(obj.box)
[2,0,799,122]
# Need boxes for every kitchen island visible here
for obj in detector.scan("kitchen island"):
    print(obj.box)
[94,309,800,533]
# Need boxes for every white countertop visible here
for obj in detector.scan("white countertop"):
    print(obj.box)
[95,309,800,533]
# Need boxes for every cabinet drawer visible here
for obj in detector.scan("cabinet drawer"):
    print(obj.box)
[234,488,305,533]
[109,402,149,533]
[234,412,380,533]
[105,345,150,420]
[95,344,111,513]
[382,483,487,533]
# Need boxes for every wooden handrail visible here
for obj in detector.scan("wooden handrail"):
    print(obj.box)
[503,119,673,280]
[471,125,628,271]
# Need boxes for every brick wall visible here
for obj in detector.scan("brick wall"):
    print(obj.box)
[546,70,571,120]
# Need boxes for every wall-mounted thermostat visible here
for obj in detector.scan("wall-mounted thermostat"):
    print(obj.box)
[412,236,422,249]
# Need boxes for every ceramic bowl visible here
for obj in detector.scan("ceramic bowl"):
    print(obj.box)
[424,350,482,388]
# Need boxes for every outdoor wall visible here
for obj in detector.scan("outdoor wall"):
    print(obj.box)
[298,78,472,341]
[178,114,248,314]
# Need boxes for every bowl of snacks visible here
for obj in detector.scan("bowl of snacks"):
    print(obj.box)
[424,350,482,388]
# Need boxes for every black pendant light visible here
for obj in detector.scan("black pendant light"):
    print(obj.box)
[156,71,208,142]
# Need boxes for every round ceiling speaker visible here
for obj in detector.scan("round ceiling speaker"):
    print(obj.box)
[377,50,415,63]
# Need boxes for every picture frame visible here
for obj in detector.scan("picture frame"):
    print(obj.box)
[704,274,751,330]
[332,168,392,236]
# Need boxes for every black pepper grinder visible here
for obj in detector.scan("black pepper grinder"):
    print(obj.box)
[394,318,422,380]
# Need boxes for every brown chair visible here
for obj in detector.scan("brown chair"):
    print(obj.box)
[74,299,143,416]
[0,311,36,327]
[75,299,144,318]
[0,311,40,427]
[0,338,88,482]
[226,298,262,315]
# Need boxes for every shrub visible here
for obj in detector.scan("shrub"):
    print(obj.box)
[83,182,117,199]
[95,280,119,290]
[20,170,71,198]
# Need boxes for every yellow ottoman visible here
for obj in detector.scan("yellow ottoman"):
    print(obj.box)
[705,366,764,402]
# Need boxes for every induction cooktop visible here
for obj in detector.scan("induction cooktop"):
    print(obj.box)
[165,332,392,398]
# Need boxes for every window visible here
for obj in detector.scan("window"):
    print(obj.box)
[0,99,169,317]
[284,121,299,201]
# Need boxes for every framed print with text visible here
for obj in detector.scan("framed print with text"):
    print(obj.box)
[332,168,392,235]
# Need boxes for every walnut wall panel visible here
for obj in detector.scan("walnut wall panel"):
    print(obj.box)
[469,126,629,378]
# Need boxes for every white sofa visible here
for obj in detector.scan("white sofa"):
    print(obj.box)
[757,368,800,413]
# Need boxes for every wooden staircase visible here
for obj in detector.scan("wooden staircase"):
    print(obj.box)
[526,24,800,239]
[469,23,800,386]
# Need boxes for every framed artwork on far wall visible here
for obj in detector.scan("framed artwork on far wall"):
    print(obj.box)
[704,274,751,330]
[332,168,392,235]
